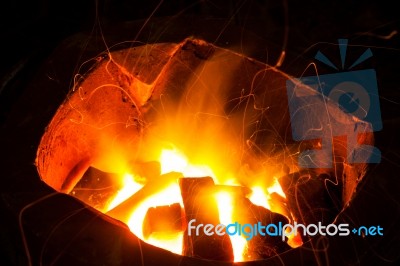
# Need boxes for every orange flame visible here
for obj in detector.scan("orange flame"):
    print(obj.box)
[127,182,183,254]
[107,173,142,210]
[107,146,290,261]
[249,186,271,210]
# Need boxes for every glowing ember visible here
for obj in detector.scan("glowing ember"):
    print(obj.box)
[127,182,183,253]
[106,147,289,261]
[287,231,303,248]
[106,148,217,255]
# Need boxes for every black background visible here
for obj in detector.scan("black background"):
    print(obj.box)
[1,0,399,265]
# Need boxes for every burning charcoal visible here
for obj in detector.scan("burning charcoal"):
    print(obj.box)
[107,172,183,224]
[70,161,161,212]
[279,171,341,239]
[142,203,184,239]
[179,177,234,262]
[232,195,292,260]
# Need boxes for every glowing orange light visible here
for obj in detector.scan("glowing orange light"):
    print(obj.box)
[267,178,286,199]
[249,186,271,210]
[160,149,188,174]
[107,173,143,211]
[216,191,247,262]
[127,182,183,254]
[160,148,215,178]
[106,148,290,261]
[287,231,303,248]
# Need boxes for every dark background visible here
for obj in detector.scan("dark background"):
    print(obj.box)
[1,0,399,265]
[1,0,399,124]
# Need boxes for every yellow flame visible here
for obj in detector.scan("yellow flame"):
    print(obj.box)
[107,149,290,260]
[216,191,247,262]
[126,182,183,238]
[160,149,188,174]
[160,148,215,178]
[249,186,271,210]
[267,178,286,199]
[107,173,143,211]
[250,178,286,212]
[107,171,183,255]
[215,192,232,225]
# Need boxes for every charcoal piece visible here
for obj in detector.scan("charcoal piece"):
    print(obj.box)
[142,203,184,239]
[279,171,341,239]
[232,195,292,260]
[70,161,162,212]
[70,166,118,211]
[179,177,234,262]
[107,172,182,224]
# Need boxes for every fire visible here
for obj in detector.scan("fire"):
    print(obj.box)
[126,182,183,253]
[160,149,187,174]
[107,171,184,254]
[160,148,215,177]
[250,178,287,214]
[106,148,215,256]
[38,39,308,262]
[216,192,247,262]
[267,178,286,199]
[107,173,143,210]
[106,147,289,261]
[249,186,271,210]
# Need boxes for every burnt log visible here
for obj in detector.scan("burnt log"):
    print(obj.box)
[279,171,341,241]
[70,161,161,212]
[142,203,184,239]
[231,191,292,260]
[179,177,234,262]
[106,172,183,224]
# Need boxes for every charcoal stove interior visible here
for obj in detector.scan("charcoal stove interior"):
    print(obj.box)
[34,38,372,263]
[1,1,399,265]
